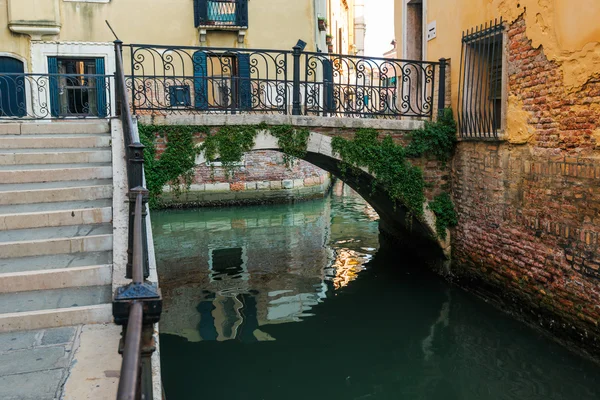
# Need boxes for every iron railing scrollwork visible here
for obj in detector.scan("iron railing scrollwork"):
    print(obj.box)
[124,42,446,120]
[112,40,162,400]
[0,73,112,120]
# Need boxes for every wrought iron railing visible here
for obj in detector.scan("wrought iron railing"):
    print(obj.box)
[112,40,162,400]
[124,42,446,120]
[194,0,249,28]
[0,73,112,120]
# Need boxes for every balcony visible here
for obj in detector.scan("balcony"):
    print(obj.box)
[194,0,249,29]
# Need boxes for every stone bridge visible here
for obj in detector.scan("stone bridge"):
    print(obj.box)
[139,114,452,261]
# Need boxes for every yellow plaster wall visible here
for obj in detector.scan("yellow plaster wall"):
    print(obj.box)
[395,0,600,112]
[0,0,33,66]
[0,0,316,65]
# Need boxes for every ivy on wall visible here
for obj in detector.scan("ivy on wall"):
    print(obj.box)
[428,192,458,240]
[332,128,426,219]
[139,110,459,239]
[138,125,203,208]
[405,108,457,162]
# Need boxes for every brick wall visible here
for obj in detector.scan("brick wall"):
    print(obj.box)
[194,150,327,185]
[452,15,600,355]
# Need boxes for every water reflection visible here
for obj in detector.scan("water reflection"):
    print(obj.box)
[153,181,379,342]
[153,181,600,400]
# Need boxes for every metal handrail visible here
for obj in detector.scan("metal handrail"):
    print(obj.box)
[113,39,162,400]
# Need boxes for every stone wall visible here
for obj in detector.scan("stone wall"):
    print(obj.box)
[451,16,600,356]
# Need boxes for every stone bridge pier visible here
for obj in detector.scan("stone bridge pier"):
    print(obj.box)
[140,114,453,262]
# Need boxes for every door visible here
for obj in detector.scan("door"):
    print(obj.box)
[48,57,107,118]
[0,57,26,117]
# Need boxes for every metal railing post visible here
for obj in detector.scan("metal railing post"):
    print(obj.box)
[438,58,447,117]
[114,40,124,117]
[292,40,306,115]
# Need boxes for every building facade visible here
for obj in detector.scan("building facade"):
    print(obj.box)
[395,0,600,352]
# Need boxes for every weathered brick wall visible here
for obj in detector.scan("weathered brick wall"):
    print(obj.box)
[452,15,600,354]
[194,150,327,185]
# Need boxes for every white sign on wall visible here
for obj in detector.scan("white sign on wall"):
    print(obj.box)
[427,21,437,41]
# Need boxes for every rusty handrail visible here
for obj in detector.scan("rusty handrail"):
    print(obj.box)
[112,40,162,400]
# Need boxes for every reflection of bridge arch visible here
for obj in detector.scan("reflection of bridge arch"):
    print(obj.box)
[194,128,449,259]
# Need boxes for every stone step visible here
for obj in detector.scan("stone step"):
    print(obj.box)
[0,179,112,206]
[0,148,112,165]
[0,121,110,135]
[0,134,111,149]
[0,163,112,184]
[0,285,112,314]
[0,265,112,293]
[0,304,113,333]
[0,224,113,259]
[0,293,112,333]
[0,251,112,274]
[0,200,112,231]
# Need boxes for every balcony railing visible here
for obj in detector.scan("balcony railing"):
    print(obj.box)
[0,73,112,120]
[194,0,248,28]
[125,43,446,120]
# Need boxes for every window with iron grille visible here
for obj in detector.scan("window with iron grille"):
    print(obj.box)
[458,18,505,138]
[194,0,249,28]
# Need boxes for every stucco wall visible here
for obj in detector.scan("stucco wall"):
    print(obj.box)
[395,0,600,111]
[0,0,317,69]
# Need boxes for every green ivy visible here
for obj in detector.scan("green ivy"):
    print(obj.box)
[405,108,457,162]
[138,125,203,208]
[269,125,310,167]
[428,192,458,240]
[200,125,257,176]
[331,128,426,219]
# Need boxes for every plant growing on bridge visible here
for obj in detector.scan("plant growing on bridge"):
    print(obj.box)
[200,125,257,176]
[269,124,310,167]
[331,128,426,219]
[428,192,458,240]
[405,108,457,162]
[139,125,203,208]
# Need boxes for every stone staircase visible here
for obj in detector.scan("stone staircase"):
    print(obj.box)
[0,121,114,332]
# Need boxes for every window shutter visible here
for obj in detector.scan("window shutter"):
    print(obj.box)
[95,57,107,118]
[237,54,252,110]
[323,58,334,114]
[236,0,248,27]
[194,0,208,27]
[47,57,60,117]
[193,51,209,110]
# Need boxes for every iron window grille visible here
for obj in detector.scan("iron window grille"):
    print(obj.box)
[194,0,249,28]
[458,18,505,139]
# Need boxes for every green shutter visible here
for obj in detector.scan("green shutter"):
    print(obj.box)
[193,51,208,110]
[95,58,107,118]
[48,57,60,117]
[237,54,251,110]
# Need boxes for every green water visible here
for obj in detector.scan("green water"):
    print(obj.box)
[153,182,600,400]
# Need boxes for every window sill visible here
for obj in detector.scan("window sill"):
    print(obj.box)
[197,24,248,30]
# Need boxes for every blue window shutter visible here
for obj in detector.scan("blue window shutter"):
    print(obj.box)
[323,59,334,113]
[194,0,208,27]
[0,57,26,117]
[237,54,251,110]
[48,57,60,117]
[95,58,107,118]
[193,51,208,110]
[236,0,248,27]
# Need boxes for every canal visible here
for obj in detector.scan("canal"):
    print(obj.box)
[152,181,600,400]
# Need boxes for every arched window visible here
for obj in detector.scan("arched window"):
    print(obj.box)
[0,56,26,117]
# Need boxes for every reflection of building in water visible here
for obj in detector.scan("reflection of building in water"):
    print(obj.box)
[154,183,379,342]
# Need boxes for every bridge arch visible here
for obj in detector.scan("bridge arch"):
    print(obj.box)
[194,128,450,261]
